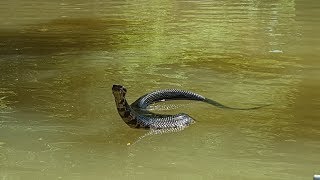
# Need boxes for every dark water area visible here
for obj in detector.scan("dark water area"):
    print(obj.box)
[0,0,319,179]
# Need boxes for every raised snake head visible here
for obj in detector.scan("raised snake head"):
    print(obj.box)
[112,84,127,103]
[112,84,135,125]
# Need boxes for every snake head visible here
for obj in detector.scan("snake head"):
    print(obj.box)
[112,84,127,101]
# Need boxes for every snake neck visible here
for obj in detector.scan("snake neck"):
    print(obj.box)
[114,96,137,127]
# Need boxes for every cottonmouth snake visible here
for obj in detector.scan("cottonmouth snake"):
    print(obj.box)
[112,84,266,131]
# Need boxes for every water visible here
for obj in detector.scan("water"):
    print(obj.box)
[0,0,319,179]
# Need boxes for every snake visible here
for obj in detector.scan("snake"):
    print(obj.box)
[112,84,267,131]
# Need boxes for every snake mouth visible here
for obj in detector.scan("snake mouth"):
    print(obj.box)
[112,84,127,92]
[112,84,127,100]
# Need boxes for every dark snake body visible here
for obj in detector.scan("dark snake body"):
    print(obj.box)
[112,85,265,130]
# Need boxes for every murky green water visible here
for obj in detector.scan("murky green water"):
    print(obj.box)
[0,0,319,179]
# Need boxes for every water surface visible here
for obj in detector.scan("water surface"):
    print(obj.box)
[0,0,319,179]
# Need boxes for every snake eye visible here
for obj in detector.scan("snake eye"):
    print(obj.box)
[122,87,127,93]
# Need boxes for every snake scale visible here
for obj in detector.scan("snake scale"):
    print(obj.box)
[112,84,266,131]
